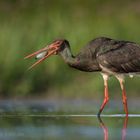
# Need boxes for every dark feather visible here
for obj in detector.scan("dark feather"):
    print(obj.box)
[96,38,140,73]
[66,37,140,74]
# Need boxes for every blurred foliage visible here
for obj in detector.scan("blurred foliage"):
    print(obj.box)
[0,0,140,98]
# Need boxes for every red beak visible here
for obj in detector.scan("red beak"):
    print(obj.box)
[24,40,63,70]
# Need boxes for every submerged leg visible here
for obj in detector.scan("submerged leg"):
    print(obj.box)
[98,74,109,117]
[117,75,128,116]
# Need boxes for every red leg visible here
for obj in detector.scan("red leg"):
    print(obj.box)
[117,76,128,116]
[98,74,109,116]
[122,88,128,116]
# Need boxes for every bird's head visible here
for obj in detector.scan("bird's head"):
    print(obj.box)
[24,39,69,70]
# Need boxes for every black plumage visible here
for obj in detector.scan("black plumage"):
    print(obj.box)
[66,37,140,75]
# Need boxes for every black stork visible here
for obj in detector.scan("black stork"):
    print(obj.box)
[25,37,140,116]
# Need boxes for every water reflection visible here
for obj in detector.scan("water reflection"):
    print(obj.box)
[1,113,140,139]
[98,116,128,140]
[122,116,128,140]
[98,117,108,140]
[0,99,140,139]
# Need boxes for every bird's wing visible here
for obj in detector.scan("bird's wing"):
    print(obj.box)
[96,41,140,73]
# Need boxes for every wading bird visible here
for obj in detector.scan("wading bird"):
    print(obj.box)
[25,37,140,116]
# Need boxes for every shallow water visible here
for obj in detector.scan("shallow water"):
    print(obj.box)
[0,99,140,140]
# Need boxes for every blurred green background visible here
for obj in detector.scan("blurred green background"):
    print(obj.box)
[1,0,140,99]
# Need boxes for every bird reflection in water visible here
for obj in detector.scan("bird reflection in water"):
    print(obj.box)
[122,116,128,140]
[98,116,108,140]
[98,116,128,140]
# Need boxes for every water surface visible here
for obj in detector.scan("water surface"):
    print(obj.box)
[0,99,140,140]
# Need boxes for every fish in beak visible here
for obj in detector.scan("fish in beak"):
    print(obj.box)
[24,40,63,70]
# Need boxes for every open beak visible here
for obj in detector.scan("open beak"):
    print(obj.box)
[24,40,62,70]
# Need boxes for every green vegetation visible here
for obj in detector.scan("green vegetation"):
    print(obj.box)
[1,0,140,98]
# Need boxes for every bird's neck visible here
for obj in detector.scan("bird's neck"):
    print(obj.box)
[59,46,100,72]
[59,47,78,67]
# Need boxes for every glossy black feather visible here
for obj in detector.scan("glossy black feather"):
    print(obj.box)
[74,37,140,74]
[96,38,140,73]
